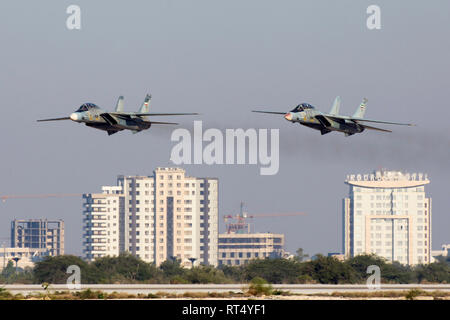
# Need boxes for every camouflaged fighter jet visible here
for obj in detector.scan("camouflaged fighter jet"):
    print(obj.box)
[37,94,198,135]
[252,97,413,136]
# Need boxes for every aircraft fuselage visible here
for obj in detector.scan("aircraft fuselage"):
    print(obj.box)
[285,110,365,135]
[70,109,150,134]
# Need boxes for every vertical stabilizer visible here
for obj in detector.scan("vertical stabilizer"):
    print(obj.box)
[329,96,341,115]
[139,94,152,113]
[115,96,124,112]
[352,98,368,118]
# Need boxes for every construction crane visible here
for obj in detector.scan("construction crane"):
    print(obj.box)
[223,202,306,234]
[0,193,82,203]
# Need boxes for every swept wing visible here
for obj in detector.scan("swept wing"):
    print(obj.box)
[251,110,287,115]
[360,124,392,133]
[322,114,414,126]
[100,113,179,125]
[37,117,71,122]
[109,112,199,117]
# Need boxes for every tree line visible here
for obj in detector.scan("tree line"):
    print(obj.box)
[1,253,449,285]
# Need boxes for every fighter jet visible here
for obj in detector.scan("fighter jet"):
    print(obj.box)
[252,97,413,136]
[37,94,198,135]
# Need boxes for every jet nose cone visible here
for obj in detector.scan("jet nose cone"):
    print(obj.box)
[284,113,293,121]
[70,113,79,121]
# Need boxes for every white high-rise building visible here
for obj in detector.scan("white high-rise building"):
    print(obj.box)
[343,169,431,265]
[83,168,218,266]
[83,186,123,261]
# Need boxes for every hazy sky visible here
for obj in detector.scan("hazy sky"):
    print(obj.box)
[0,1,449,256]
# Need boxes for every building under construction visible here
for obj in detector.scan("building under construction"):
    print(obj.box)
[218,203,303,266]
[218,232,285,266]
[10,219,64,256]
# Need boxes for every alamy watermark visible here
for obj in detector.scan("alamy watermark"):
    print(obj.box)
[367,5,381,30]
[66,5,81,30]
[66,264,81,289]
[366,265,381,290]
[170,121,279,175]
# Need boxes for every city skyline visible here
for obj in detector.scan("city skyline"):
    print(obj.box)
[0,1,449,258]
[1,166,447,262]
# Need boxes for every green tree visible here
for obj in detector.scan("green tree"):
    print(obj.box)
[300,255,359,284]
[184,265,230,284]
[159,258,185,282]
[218,264,246,283]
[381,261,414,284]
[414,262,450,283]
[92,253,162,283]
[1,261,15,278]
[247,277,273,296]
[244,258,303,283]
[345,254,387,282]
[33,255,93,284]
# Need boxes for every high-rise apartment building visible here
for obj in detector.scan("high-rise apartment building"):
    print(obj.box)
[343,169,431,265]
[83,167,218,266]
[11,219,64,256]
[82,186,123,261]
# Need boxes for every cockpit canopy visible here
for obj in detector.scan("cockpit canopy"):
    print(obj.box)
[76,103,99,112]
[290,103,315,113]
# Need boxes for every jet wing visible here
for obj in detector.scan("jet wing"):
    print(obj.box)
[323,114,414,126]
[37,117,71,122]
[252,110,287,115]
[143,120,179,125]
[135,112,198,116]
[109,112,198,117]
[350,118,413,126]
[102,113,179,125]
[360,124,392,133]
